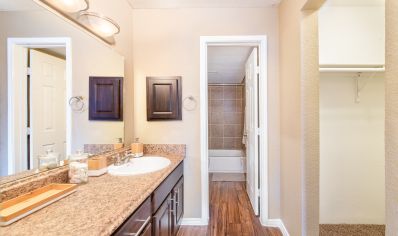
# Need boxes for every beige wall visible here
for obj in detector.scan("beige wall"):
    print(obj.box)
[86,0,134,145]
[132,7,280,218]
[318,5,385,65]
[279,0,307,235]
[320,74,385,224]
[385,0,398,234]
[301,8,322,235]
[0,2,132,175]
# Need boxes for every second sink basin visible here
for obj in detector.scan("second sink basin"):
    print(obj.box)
[108,156,171,176]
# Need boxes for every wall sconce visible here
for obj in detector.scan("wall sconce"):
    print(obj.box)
[35,0,120,45]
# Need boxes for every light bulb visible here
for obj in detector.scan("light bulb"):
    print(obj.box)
[46,0,88,13]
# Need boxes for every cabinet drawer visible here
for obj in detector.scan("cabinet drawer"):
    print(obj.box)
[113,197,152,236]
[152,162,183,213]
[141,223,152,236]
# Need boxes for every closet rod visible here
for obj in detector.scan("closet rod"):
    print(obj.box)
[319,64,385,73]
[319,67,385,72]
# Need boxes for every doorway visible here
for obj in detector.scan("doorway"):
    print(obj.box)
[199,36,269,225]
[7,37,72,175]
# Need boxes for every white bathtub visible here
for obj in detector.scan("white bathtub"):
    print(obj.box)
[208,149,246,173]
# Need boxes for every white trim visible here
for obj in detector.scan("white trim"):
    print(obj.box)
[7,37,72,175]
[199,35,269,225]
[180,218,208,226]
[263,219,290,236]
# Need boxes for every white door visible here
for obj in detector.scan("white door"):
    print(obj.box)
[30,50,66,168]
[245,48,259,215]
[11,45,29,173]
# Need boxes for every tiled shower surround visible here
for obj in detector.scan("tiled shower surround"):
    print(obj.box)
[208,85,244,149]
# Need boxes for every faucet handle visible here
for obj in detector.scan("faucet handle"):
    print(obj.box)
[113,153,121,165]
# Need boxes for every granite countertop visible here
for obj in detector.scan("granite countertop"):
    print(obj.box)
[0,153,184,236]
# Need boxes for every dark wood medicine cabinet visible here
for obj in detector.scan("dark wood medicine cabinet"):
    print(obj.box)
[89,76,123,121]
[146,76,182,121]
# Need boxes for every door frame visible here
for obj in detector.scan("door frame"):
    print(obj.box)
[199,35,269,224]
[7,37,72,175]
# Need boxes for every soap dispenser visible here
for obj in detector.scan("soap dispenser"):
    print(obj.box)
[131,138,144,157]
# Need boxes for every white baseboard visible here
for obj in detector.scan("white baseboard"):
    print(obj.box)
[262,219,290,236]
[181,218,208,226]
[181,217,288,235]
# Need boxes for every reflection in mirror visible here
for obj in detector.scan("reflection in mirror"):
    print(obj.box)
[0,0,125,181]
[10,45,68,173]
[36,0,120,44]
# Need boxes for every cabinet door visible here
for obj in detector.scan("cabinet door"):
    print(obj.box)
[172,177,184,235]
[153,194,173,236]
[89,76,123,121]
[146,76,182,121]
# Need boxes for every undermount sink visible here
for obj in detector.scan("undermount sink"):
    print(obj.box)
[108,156,171,176]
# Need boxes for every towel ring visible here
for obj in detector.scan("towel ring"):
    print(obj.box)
[183,96,197,111]
[69,96,85,112]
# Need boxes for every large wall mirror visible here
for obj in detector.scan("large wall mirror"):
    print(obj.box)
[0,0,125,181]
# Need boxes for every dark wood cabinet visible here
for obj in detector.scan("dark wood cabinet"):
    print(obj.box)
[153,194,173,236]
[89,76,123,121]
[146,77,182,121]
[153,164,183,212]
[112,162,184,236]
[113,197,151,236]
[153,177,184,236]
[172,178,184,234]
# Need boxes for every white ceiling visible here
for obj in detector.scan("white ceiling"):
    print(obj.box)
[0,0,41,11]
[324,0,384,6]
[128,0,281,9]
[208,46,254,84]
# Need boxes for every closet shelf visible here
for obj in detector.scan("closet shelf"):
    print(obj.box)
[319,64,385,73]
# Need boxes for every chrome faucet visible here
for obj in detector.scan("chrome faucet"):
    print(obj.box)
[113,151,133,166]
[113,153,122,166]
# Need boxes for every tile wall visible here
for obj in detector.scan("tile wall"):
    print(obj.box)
[208,85,244,149]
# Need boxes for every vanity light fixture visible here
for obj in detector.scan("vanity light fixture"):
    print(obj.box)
[35,0,120,44]
[78,12,120,38]
[42,0,89,13]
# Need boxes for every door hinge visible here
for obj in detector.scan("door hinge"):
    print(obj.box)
[255,66,260,75]
[26,127,31,135]
[27,67,31,76]
[256,189,261,199]
[256,128,262,135]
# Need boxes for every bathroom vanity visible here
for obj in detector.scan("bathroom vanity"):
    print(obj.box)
[113,163,184,236]
[0,145,185,236]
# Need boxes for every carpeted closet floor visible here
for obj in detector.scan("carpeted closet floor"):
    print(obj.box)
[319,224,385,236]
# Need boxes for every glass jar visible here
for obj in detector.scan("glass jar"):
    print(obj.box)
[68,150,89,184]
[38,150,59,171]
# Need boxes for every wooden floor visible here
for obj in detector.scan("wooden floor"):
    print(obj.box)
[178,181,282,236]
